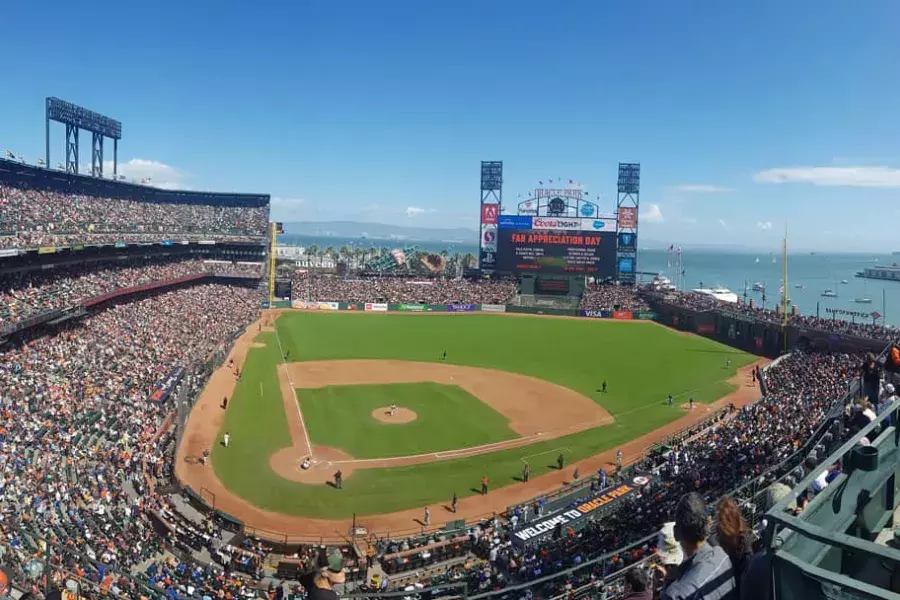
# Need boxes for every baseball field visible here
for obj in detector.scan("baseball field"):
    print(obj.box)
[177,311,760,535]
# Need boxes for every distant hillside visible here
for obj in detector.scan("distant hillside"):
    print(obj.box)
[281,221,478,243]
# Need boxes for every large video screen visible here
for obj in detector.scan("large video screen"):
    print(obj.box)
[496,229,616,276]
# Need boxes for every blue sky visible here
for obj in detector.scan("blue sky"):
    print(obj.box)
[1,0,898,251]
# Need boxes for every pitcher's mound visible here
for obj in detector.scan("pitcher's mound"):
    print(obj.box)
[372,407,418,424]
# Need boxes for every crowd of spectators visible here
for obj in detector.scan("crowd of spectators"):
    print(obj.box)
[291,273,517,305]
[580,283,651,313]
[0,257,262,327]
[0,282,263,598]
[0,183,269,249]
[646,288,898,343]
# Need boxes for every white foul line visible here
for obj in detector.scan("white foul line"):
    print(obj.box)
[272,319,314,458]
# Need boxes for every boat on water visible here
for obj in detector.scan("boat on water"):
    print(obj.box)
[794,284,804,289]
[840,279,849,284]
[693,287,739,304]
[854,296,873,304]
[754,257,760,263]
[822,289,837,298]
[752,281,765,292]
[856,264,900,282]
[650,275,677,291]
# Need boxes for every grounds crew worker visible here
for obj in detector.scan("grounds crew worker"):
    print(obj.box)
[301,548,346,600]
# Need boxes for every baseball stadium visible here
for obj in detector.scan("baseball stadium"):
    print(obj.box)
[0,101,899,600]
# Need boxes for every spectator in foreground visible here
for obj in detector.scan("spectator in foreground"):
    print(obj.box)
[660,492,736,600]
[714,496,753,596]
[623,568,652,600]
[301,549,346,600]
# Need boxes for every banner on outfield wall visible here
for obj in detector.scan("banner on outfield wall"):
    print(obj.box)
[580,310,611,319]
[0,249,19,257]
[697,323,715,334]
[635,312,657,320]
[612,311,633,320]
[446,303,477,312]
[480,304,507,313]
[260,301,270,308]
[37,246,56,254]
[511,475,652,546]
[365,302,388,312]
[395,303,430,312]
[150,366,185,403]
[292,300,340,311]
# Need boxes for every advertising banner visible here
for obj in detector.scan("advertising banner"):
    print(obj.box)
[511,475,652,546]
[72,243,85,251]
[38,246,57,254]
[635,312,657,320]
[580,309,611,319]
[480,304,507,313]
[825,307,873,319]
[479,248,497,271]
[697,323,715,334]
[260,301,270,308]
[161,240,174,246]
[446,303,477,312]
[498,215,534,229]
[618,206,637,228]
[292,300,339,310]
[497,229,617,276]
[0,249,19,257]
[612,310,633,320]
[579,218,617,232]
[150,366,185,403]
[481,225,498,252]
[531,217,582,230]
[397,303,429,312]
[114,242,127,248]
[364,302,388,312]
[198,240,216,245]
[481,203,499,225]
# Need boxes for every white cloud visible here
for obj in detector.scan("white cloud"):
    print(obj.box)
[670,184,734,193]
[718,219,729,230]
[754,166,900,187]
[757,221,773,230]
[641,204,664,223]
[406,206,437,218]
[101,158,190,190]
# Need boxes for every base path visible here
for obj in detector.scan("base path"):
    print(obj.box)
[176,310,769,541]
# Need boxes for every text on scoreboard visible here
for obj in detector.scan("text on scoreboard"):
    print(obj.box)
[496,229,616,276]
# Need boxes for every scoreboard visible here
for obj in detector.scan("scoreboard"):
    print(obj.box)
[496,229,617,276]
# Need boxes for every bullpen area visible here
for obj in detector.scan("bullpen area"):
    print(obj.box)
[177,310,761,539]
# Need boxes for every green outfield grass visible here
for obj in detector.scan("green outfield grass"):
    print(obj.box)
[212,313,755,518]
[300,382,517,458]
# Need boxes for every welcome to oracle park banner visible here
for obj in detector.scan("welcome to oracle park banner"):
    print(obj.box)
[511,474,652,546]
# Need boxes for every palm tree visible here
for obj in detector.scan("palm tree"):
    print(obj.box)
[339,245,350,260]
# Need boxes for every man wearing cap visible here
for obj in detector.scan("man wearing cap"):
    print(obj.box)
[660,492,736,600]
[301,548,345,600]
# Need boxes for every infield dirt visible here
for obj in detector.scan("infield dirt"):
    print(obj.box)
[176,311,768,540]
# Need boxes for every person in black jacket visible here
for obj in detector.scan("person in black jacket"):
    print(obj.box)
[714,496,753,597]
[861,352,882,405]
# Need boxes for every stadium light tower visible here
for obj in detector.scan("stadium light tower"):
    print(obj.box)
[45,97,122,177]
[616,163,640,285]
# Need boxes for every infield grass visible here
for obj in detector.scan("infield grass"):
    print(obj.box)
[300,382,517,458]
[212,313,755,518]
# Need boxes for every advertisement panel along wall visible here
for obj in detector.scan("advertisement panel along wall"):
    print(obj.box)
[480,304,507,313]
[496,229,617,277]
[618,206,637,228]
[364,302,388,312]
